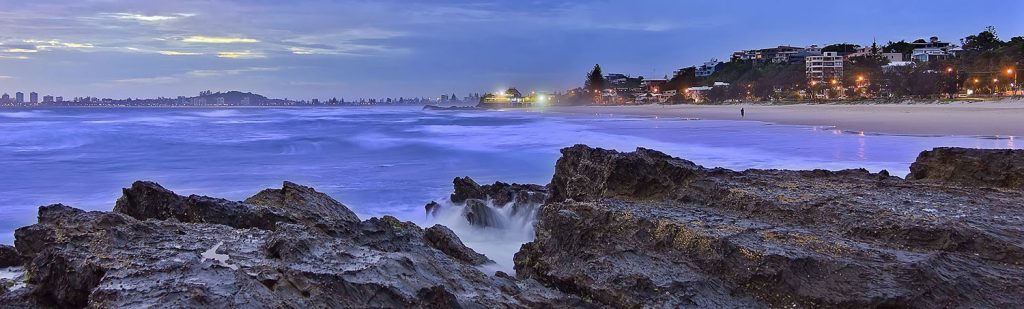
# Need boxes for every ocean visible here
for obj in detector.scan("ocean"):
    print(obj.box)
[0,106,1016,270]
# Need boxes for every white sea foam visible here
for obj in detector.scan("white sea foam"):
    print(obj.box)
[0,111,49,118]
[193,110,242,118]
[429,198,540,273]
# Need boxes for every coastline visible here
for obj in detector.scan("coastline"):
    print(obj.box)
[521,99,1024,137]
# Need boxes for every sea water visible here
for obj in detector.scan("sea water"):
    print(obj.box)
[0,106,1017,271]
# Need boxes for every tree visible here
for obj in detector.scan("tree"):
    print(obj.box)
[884,40,915,55]
[962,26,1004,51]
[585,64,606,93]
[822,43,860,54]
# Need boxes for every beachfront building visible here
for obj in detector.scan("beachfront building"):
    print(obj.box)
[15,92,24,103]
[732,46,808,65]
[696,59,721,77]
[480,88,550,107]
[911,47,952,62]
[29,92,38,104]
[684,82,730,103]
[806,52,844,83]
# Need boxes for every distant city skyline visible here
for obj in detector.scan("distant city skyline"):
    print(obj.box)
[0,0,1021,99]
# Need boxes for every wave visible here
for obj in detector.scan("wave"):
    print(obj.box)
[192,110,242,118]
[428,198,540,273]
[0,111,49,119]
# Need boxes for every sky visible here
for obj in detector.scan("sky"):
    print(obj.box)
[0,0,1021,100]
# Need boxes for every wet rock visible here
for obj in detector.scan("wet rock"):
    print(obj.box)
[4,181,576,308]
[445,177,548,227]
[907,147,1024,189]
[517,145,1024,308]
[451,177,548,207]
[113,181,295,231]
[425,201,441,217]
[0,245,19,267]
[463,199,502,228]
[423,224,494,265]
[244,181,361,233]
[450,177,485,203]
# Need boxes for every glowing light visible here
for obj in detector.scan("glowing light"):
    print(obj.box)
[946,67,953,73]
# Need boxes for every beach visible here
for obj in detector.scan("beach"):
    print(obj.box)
[530,99,1024,136]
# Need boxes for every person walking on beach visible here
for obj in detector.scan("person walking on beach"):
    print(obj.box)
[740,108,745,118]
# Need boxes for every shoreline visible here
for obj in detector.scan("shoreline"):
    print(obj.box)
[518,99,1024,137]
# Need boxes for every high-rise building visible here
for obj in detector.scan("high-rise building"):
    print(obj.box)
[43,95,54,103]
[55,96,63,103]
[15,92,24,103]
[29,92,39,104]
[1,93,9,102]
[805,52,844,82]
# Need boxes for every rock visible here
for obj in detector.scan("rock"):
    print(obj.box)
[463,200,502,228]
[907,147,1024,189]
[450,177,486,203]
[4,182,579,308]
[0,245,19,267]
[445,177,548,227]
[424,201,441,217]
[113,181,296,231]
[422,105,480,111]
[244,181,361,233]
[516,145,1024,308]
[423,225,494,265]
[450,177,548,207]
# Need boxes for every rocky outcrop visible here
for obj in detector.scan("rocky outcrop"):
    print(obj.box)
[907,147,1024,189]
[3,181,579,308]
[450,177,547,207]
[423,225,493,265]
[0,245,19,267]
[447,177,548,228]
[516,145,1024,308]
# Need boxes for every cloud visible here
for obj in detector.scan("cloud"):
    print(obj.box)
[186,67,279,77]
[0,76,12,80]
[103,13,195,22]
[113,76,180,84]
[1,48,37,53]
[25,39,95,50]
[0,55,30,60]
[159,50,203,56]
[216,51,265,59]
[183,36,260,44]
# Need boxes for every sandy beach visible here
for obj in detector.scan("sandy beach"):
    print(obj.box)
[527,99,1024,136]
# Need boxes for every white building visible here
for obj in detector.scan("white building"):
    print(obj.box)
[806,52,844,82]
[696,59,721,77]
[911,48,951,62]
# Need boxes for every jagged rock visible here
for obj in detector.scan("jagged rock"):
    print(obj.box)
[423,224,494,265]
[425,201,441,217]
[450,177,548,206]
[450,177,486,203]
[244,181,361,233]
[113,181,295,231]
[516,145,1024,308]
[907,147,1024,189]
[4,182,580,308]
[0,245,19,267]
[446,177,548,227]
[464,199,502,228]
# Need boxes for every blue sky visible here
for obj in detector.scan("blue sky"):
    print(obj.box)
[0,0,1021,99]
